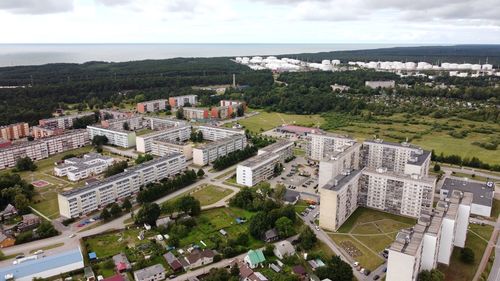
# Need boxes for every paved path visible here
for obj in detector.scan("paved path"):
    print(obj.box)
[474,216,500,281]
[103,145,139,159]
[441,166,500,181]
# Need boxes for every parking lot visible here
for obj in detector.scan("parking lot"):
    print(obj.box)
[270,154,320,195]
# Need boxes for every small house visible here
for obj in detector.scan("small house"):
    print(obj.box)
[112,253,131,272]
[263,228,279,243]
[88,252,97,261]
[183,249,215,270]
[17,214,41,232]
[292,265,307,278]
[163,252,183,272]
[84,266,96,281]
[248,272,268,281]
[273,240,295,259]
[0,232,15,248]
[101,275,125,281]
[244,249,266,269]
[133,264,166,281]
[219,229,228,236]
[0,204,18,219]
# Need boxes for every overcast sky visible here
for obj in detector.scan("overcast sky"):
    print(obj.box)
[0,0,499,44]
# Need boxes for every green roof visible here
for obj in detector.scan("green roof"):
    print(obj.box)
[247,249,266,265]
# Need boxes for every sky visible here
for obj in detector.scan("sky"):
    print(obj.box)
[0,0,499,44]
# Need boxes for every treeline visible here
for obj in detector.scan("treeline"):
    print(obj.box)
[136,170,199,203]
[212,146,258,171]
[279,45,500,65]
[278,70,399,88]
[0,173,35,213]
[432,151,500,172]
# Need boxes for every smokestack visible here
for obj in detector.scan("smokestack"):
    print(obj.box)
[232,74,236,88]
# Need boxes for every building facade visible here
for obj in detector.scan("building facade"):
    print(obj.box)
[151,139,193,160]
[136,99,169,113]
[307,133,356,161]
[54,153,115,181]
[0,123,30,140]
[32,125,65,139]
[101,116,143,131]
[39,112,95,130]
[192,135,247,166]
[195,125,245,141]
[58,154,186,218]
[168,95,198,108]
[136,125,191,153]
[87,126,136,148]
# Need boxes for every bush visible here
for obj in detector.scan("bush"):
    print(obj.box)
[460,247,475,264]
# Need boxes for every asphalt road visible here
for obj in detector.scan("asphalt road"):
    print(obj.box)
[487,217,500,281]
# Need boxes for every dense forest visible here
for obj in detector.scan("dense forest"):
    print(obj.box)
[279,45,500,66]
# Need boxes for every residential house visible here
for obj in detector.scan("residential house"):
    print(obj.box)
[307,259,326,271]
[112,253,132,273]
[163,252,183,272]
[0,232,15,248]
[102,275,126,281]
[133,264,166,281]
[273,240,295,259]
[283,190,300,205]
[292,265,308,280]
[155,217,172,229]
[263,228,279,243]
[0,204,18,220]
[84,266,96,281]
[244,249,266,269]
[248,272,269,281]
[17,214,41,232]
[183,249,215,270]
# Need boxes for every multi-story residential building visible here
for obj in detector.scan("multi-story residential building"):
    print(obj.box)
[318,142,361,188]
[440,178,495,217]
[136,99,169,113]
[136,125,191,153]
[195,125,245,141]
[386,191,472,281]
[133,264,166,281]
[358,167,436,218]
[183,107,209,120]
[192,135,247,166]
[0,139,11,149]
[319,170,362,231]
[39,112,95,129]
[220,100,245,108]
[168,95,198,108]
[151,139,193,160]
[58,154,186,218]
[365,80,396,89]
[362,139,431,176]
[32,125,65,139]
[101,116,143,131]
[307,133,356,161]
[87,126,136,148]
[0,130,89,170]
[54,153,115,181]
[99,109,135,120]
[0,122,30,140]
[236,140,293,187]
[144,117,186,131]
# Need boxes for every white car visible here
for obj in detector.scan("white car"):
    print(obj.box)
[353,261,359,267]
[69,234,76,238]
[315,226,320,231]
[33,250,44,255]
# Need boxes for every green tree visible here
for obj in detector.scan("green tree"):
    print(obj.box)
[135,203,161,226]
[460,247,475,264]
[15,157,37,171]
[36,221,59,238]
[315,255,353,281]
[197,169,205,178]
[14,193,30,213]
[298,226,317,250]
[177,196,201,216]
[122,198,132,211]
[418,269,445,281]
[109,203,122,218]
[123,121,130,131]
[101,208,111,221]
[135,154,154,164]
[176,107,184,120]
[433,164,441,172]
[92,135,108,146]
[104,161,128,177]
[275,216,294,238]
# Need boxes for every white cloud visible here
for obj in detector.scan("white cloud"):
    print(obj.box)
[0,0,74,14]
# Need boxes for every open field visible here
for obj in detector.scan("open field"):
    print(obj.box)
[329,234,384,271]
[337,207,416,234]
[190,185,233,206]
[439,224,494,281]
[228,110,324,133]
[450,171,491,183]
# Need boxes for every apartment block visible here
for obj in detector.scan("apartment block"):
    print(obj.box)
[440,178,494,217]
[87,126,136,148]
[195,125,245,141]
[318,142,362,188]
[319,170,362,231]
[362,139,431,176]
[0,130,89,170]
[307,132,356,161]
[183,107,209,120]
[99,109,135,120]
[144,117,186,131]
[220,100,245,108]
[136,99,169,113]
[386,191,472,281]
[32,125,65,139]
[151,139,193,160]
[192,135,247,166]
[236,140,293,187]
[358,168,436,218]
[136,125,191,153]
[39,112,95,129]
[54,153,115,181]
[168,95,198,108]
[0,122,30,140]
[58,154,186,218]
[101,116,143,131]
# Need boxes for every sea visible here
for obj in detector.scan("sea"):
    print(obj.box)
[0,43,419,67]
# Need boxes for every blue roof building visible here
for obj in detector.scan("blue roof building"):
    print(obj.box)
[0,248,84,281]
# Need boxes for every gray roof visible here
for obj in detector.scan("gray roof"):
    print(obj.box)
[283,189,300,203]
[274,240,295,256]
[323,169,362,192]
[364,139,421,150]
[133,264,165,280]
[407,150,431,166]
[442,178,494,207]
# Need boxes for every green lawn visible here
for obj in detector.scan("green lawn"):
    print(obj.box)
[439,225,493,281]
[190,185,233,206]
[450,171,491,182]
[337,207,416,233]
[329,234,384,271]
[84,228,156,259]
[294,200,310,213]
[230,111,324,133]
[491,199,500,220]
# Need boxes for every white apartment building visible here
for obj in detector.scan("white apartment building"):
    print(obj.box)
[307,133,356,161]
[101,116,143,131]
[137,99,169,113]
[0,130,89,170]
[136,125,191,153]
[144,117,186,131]
[195,125,245,141]
[318,142,361,188]
[363,139,431,176]
[358,167,436,218]
[169,95,198,107]
[99,109,134,120]
[192,135,247,166]
[319,170,362,231]
[440,178,494,217]
[58,154,186,218]
[39,112,95,129]
[237,140,293,187]
[54,153,115,181]
[386,191,472,281]
[87,126,136,148]
[151,139,193,160]
[183,107,208,120]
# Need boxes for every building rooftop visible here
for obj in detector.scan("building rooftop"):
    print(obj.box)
[56,153,113,173]
[139,124,190,139]
[0,130,87,152]
[196,124,245,133]
[0,248,83,281]
[196,135,245,150]
[60,154,181,197]
[323,169,362,192]
[87,125,134,134]
[133,264,165,280]
[407,150,431,166]
[277,125,322,135]
[258,140,293,154]
[441,178,494,207]
[364,139,422,150]
[239,152,279,169]
[363,167,436,185]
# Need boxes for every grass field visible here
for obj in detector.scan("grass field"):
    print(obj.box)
[190,185,233,206]
[450,171,491,182]
[336,207,416,234]
[229,111,324,133]
[439,224,494,281]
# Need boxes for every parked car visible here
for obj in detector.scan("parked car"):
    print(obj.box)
[373,275,380,280]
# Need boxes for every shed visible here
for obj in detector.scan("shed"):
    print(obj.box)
[88,252,97,260]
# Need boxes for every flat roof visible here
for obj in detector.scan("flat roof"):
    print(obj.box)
[258,140,293,153]
[364,139,422,150]
[196,125,244,133]
[363,167,436,185]
[239,153,279,169]
[323,169,362,192]
[0,130,87,152]
[0,248,83,281]
[442,178,493,207]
